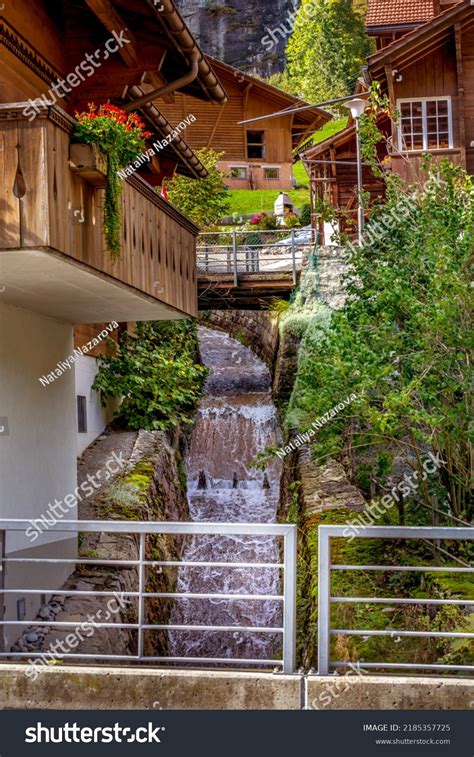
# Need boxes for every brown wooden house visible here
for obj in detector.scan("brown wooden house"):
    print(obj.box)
[304,0,473,242]
[157,56,330,191]
[367,0,474,178]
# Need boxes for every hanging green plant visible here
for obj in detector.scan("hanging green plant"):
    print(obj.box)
[73,103,152,259]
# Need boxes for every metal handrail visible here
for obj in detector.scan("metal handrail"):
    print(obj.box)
[196,229,314,284]
[317,525,474,676]
[0,520,297,673]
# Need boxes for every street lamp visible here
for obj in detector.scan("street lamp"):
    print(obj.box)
[344,97,370,245]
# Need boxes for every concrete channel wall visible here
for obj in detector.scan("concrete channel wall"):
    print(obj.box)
[0,666,472,710]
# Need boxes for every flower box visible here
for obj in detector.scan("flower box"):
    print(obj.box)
[69,142,107,187]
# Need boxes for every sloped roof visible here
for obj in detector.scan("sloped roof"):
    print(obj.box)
[368,0,473,79]
[366,0,437,28]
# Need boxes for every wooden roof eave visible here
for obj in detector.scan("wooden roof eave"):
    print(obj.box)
[127,84,208,178]
[302,124,356,160]
[205,55,331,128]
[153,0,227,105]
[367,0,473,82]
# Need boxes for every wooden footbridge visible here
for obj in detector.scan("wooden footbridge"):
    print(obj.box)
[196,229,311,309]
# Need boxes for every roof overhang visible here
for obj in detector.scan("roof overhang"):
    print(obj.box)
[368,0,474,82]
[302,125,356,160]
[366,23,423,33]
[0,249,186,323]
[204,55,331,148]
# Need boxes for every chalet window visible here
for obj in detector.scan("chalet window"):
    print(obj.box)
[247,130,265,159]
[230,166,247,179]
[397,98,453,152]
[77,395,87,434]
[264,167,279,179]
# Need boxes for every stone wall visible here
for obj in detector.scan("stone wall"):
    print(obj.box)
[200,310,279,370]
[301,246,349,311]
[13,430,189,667]
[297,447,366,517]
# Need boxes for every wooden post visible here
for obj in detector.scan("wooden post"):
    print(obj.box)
[454,22,467,169]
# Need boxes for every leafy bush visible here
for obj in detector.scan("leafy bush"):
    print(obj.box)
[166,148,230,228]
[284,212,300,228]
[287,159,473,519]
[249,212,278,230]
[92,320,208,431]
[299,203,311,226]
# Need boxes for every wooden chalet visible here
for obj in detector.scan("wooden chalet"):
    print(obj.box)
[304,0,473,242]
[157,56,330,191]
[0,0,226,322]
[367,0,474,178]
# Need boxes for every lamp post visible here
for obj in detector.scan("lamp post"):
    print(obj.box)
[344,97,369,245]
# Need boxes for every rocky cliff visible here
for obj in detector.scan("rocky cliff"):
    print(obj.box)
[175,0,299,76]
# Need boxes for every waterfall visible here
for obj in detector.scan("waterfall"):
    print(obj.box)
[169,327,283,662]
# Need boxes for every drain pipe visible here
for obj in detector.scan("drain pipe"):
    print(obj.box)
[123,50,200,112]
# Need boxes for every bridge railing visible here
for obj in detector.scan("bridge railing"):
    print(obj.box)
[197,229,315,286]
[318,525,474,677]
[0,520,297,674]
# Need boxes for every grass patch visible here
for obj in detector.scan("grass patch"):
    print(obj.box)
[225,118,347,219]
[226,187,310,217]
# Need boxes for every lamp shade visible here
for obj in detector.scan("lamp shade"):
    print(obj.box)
[344,97,369,120]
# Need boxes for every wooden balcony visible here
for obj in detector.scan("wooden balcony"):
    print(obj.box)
[0,104,198,322]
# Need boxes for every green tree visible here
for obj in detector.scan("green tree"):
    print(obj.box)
[285,0,372,107]
[165,147,230,228]
[286,159,473,520]
[92,320,208,431]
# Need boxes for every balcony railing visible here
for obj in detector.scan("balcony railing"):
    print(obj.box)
[0,103,198,317]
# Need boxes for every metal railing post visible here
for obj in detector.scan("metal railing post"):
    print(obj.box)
[0,530,5,654]
[317,527,331,675]
[232,230,238,287]
[291,230,297,285]
[283,526,297,674]
[137,532,145,659]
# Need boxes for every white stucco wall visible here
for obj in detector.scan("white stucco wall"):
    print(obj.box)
[0,301,78,543]
[0,302,78,645]
[74,354,112,456]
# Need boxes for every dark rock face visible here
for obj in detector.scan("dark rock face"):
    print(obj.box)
[175,0,299,76]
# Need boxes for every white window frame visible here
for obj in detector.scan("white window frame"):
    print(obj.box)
[230,166,248,179]
[263,165,280,179]
[396,96,453,152]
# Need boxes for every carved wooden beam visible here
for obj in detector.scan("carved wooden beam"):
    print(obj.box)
[84,0,139,67]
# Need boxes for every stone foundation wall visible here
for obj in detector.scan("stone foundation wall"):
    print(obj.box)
[301,246,349,311]
[200,310,279,370]
[12,430,189,666]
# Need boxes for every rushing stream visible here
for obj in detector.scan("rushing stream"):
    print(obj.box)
[169,327,283,663]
